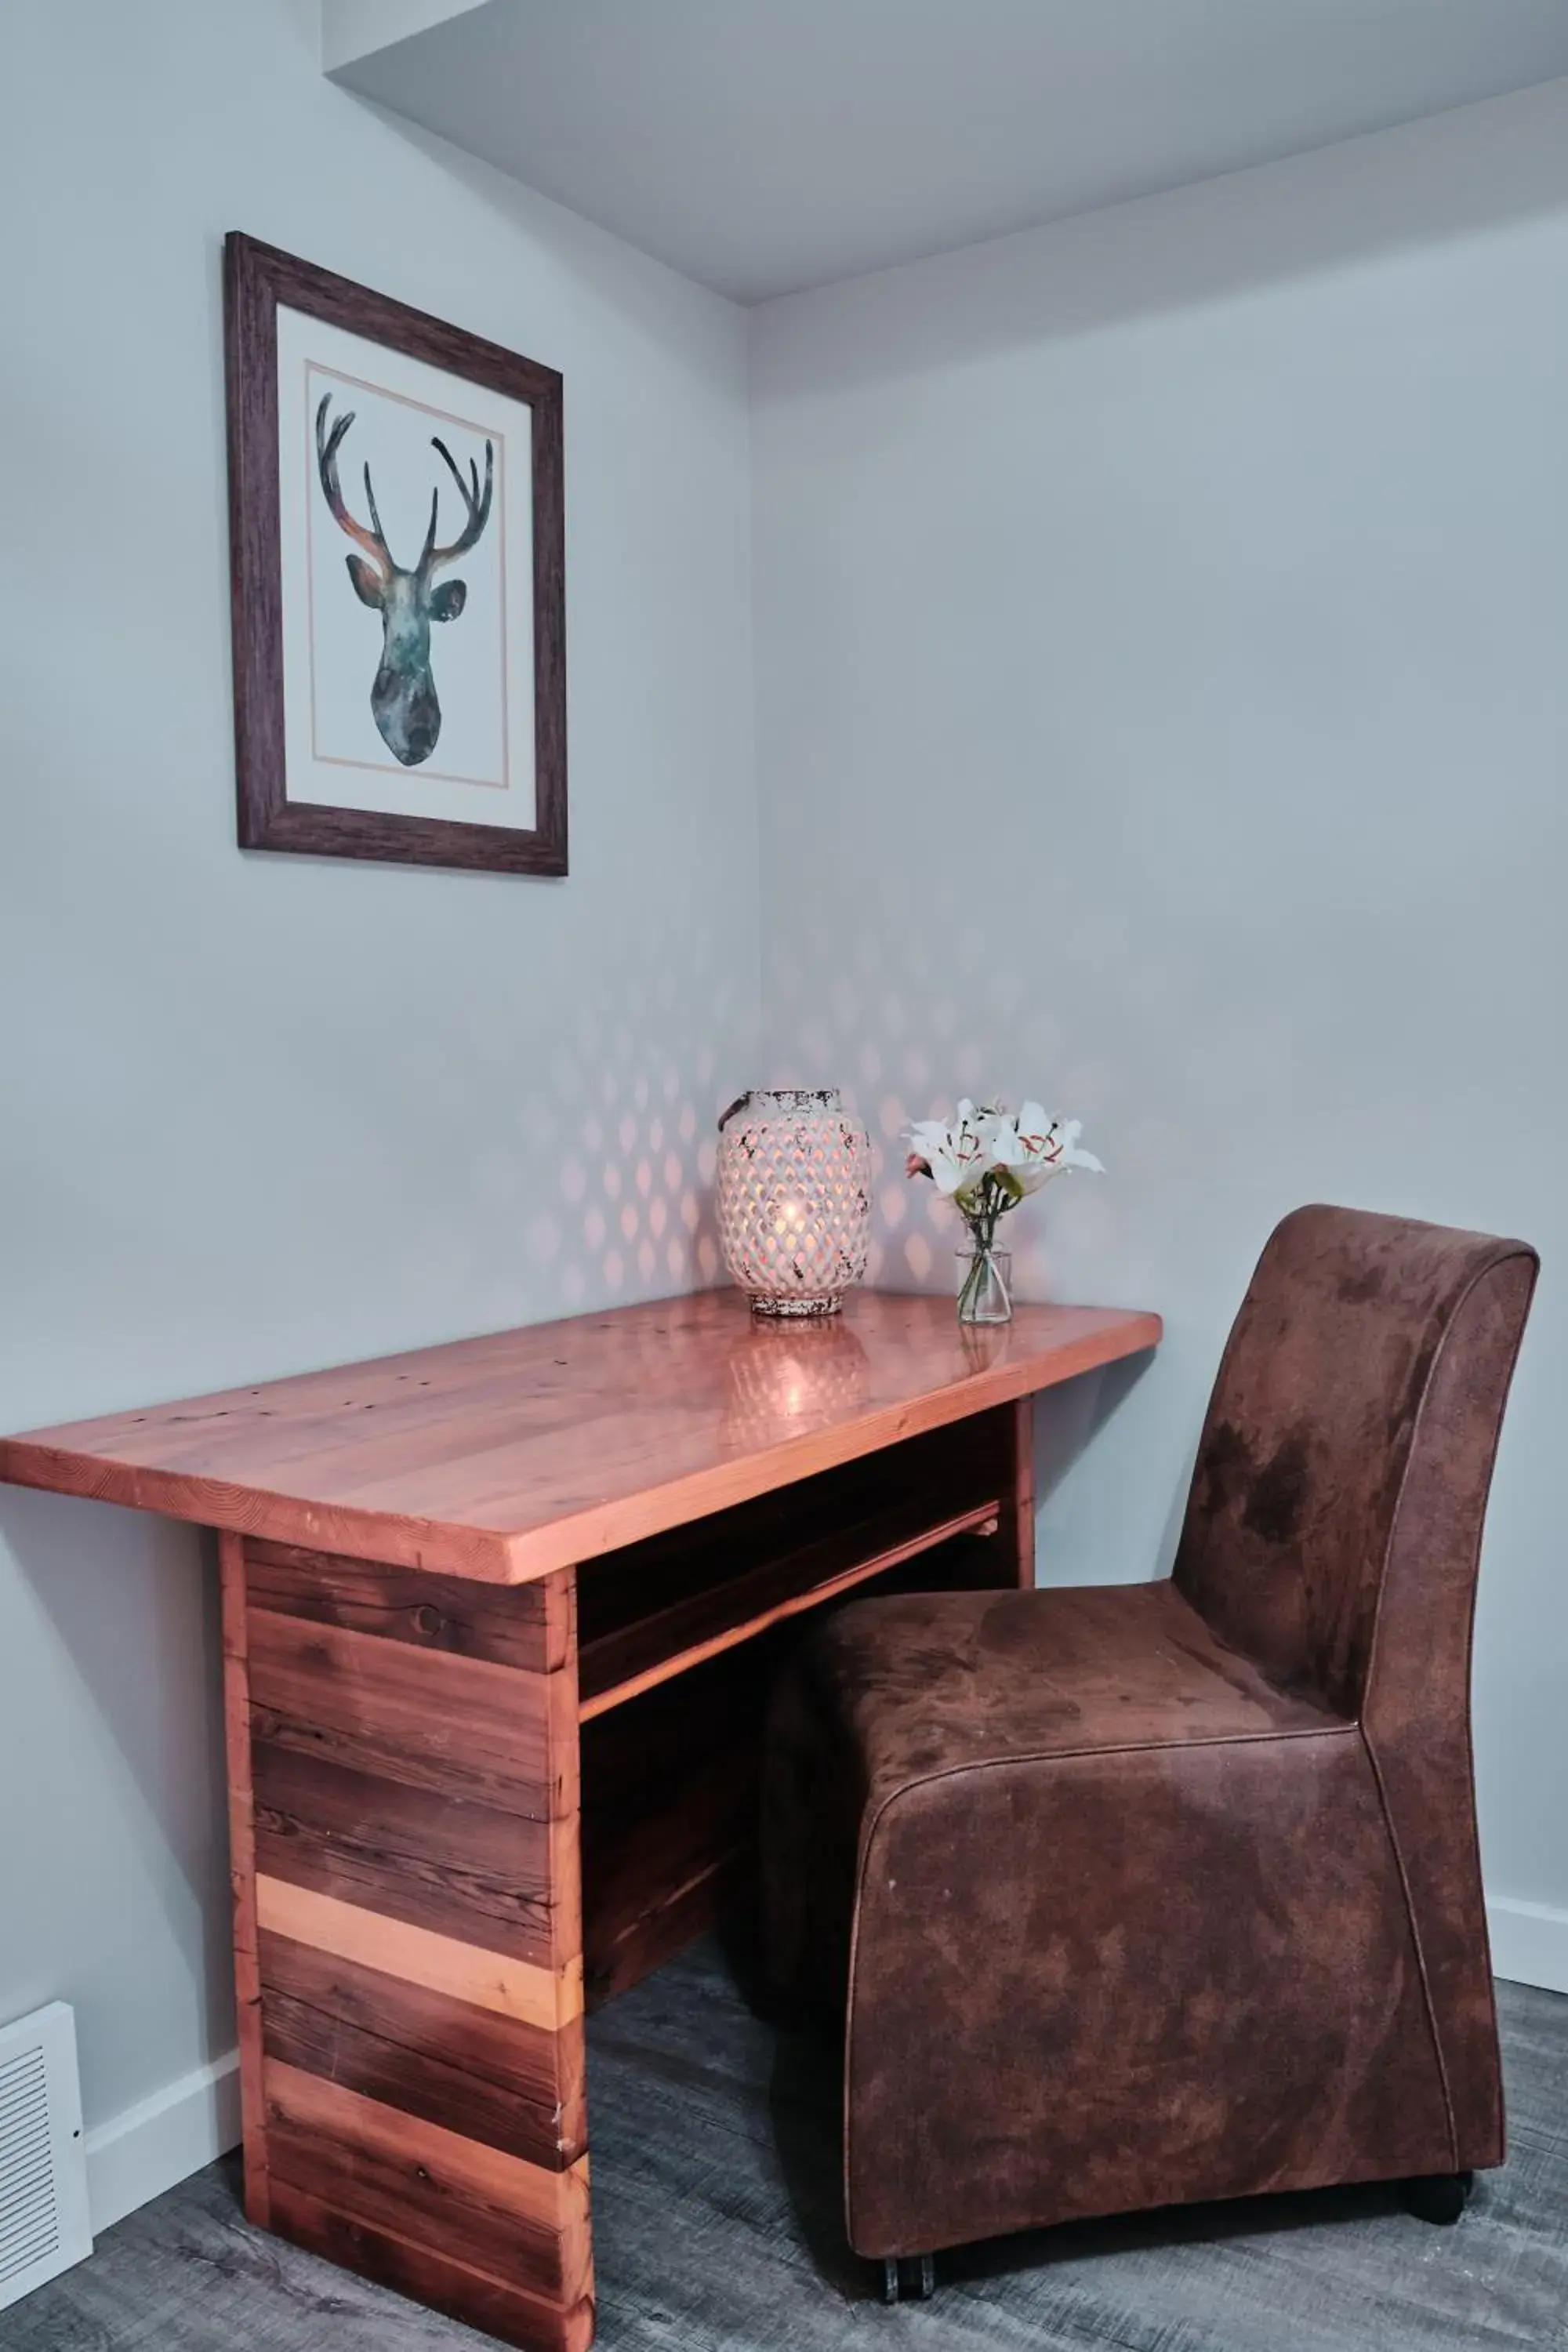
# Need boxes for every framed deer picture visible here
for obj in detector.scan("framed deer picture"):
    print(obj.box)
[223,233,566,874]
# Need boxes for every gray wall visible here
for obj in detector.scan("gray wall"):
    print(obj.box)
[0,0,757,2182]
[751,81,1568,1976]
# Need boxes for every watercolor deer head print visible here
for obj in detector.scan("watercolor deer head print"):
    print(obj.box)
[314,392,495,768]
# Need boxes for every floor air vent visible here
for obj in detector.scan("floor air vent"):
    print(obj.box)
[0,2003,92,2310]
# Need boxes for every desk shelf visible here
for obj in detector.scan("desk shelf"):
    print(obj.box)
[573,1406,1015,1719]
[578,1491,1000,1719]
[574,1406,1025,2008]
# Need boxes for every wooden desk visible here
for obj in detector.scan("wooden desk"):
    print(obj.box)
[0,1287,1159,2352]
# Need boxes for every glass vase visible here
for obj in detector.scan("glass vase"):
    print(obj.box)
[956,1239,1013,1324]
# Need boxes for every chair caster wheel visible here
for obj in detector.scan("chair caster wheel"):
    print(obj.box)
[1402,2170,1473,2225]
[881,2253,936,2303]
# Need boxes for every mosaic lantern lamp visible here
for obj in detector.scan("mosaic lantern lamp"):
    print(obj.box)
[716,1089,873,1316]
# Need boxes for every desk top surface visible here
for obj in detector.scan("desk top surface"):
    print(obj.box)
[0,1288,1160,1583]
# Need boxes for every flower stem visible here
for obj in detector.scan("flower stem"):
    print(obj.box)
[959,1186,1011,1320]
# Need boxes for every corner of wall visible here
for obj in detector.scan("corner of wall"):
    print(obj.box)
[321,0,493,78]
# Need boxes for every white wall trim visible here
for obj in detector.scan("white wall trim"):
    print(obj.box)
[1488,1898,1568,1998]
[83,2049,240,2238]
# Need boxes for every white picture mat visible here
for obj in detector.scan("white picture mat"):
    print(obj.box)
[276,303,537,830]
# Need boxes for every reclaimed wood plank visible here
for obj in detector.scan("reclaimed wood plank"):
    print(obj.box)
[263,2060,590,2300]
[252,1740,558,1962]
[267,2180,594,2352]
[247,1608,561,1815]
[255,1867,580,2030]
[220,1532,269,2230]
[259,1929,584,2170]
[245,1540,562,1671]
[1000,1395,1038,1589]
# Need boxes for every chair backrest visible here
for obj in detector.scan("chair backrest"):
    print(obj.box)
[1174,1203,1537,1721]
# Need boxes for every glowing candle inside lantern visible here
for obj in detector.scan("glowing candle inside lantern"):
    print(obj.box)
[715,1089,872,1317]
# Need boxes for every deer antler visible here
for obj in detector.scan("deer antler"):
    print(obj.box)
[420,436,495,575]
[314,395,394,576]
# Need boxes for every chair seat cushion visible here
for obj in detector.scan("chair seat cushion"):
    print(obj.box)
[806,1578,1341,1809]
[760,1579,1345,2029]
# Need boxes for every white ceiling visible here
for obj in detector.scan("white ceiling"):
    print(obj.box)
[328,0,1568,304]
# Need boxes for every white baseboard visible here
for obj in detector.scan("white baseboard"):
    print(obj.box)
[84,2048,241,2238]
[1487,1896,1568,1998]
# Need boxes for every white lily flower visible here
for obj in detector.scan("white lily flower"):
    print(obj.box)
[905,1121,967,1195]
[906,1103,998,1196]
[990,1101,1061,1196]
[906,1094,1103,1218]
[986,1109,1032,1169]
[1055,1116,1105,1176]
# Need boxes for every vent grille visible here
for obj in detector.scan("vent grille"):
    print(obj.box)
[1,2046,60,2283]
[0,2005,91,2310]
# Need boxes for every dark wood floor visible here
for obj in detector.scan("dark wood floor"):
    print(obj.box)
[13,1947,1568,2351]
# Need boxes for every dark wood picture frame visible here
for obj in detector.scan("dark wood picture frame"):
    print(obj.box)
[224,232,567,876]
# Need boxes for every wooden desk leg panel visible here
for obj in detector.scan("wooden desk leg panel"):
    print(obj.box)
[220,1535,594,2352]
[999,1396,1037,1589]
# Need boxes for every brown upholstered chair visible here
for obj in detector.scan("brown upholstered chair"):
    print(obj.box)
[761,1206,1537,2300]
